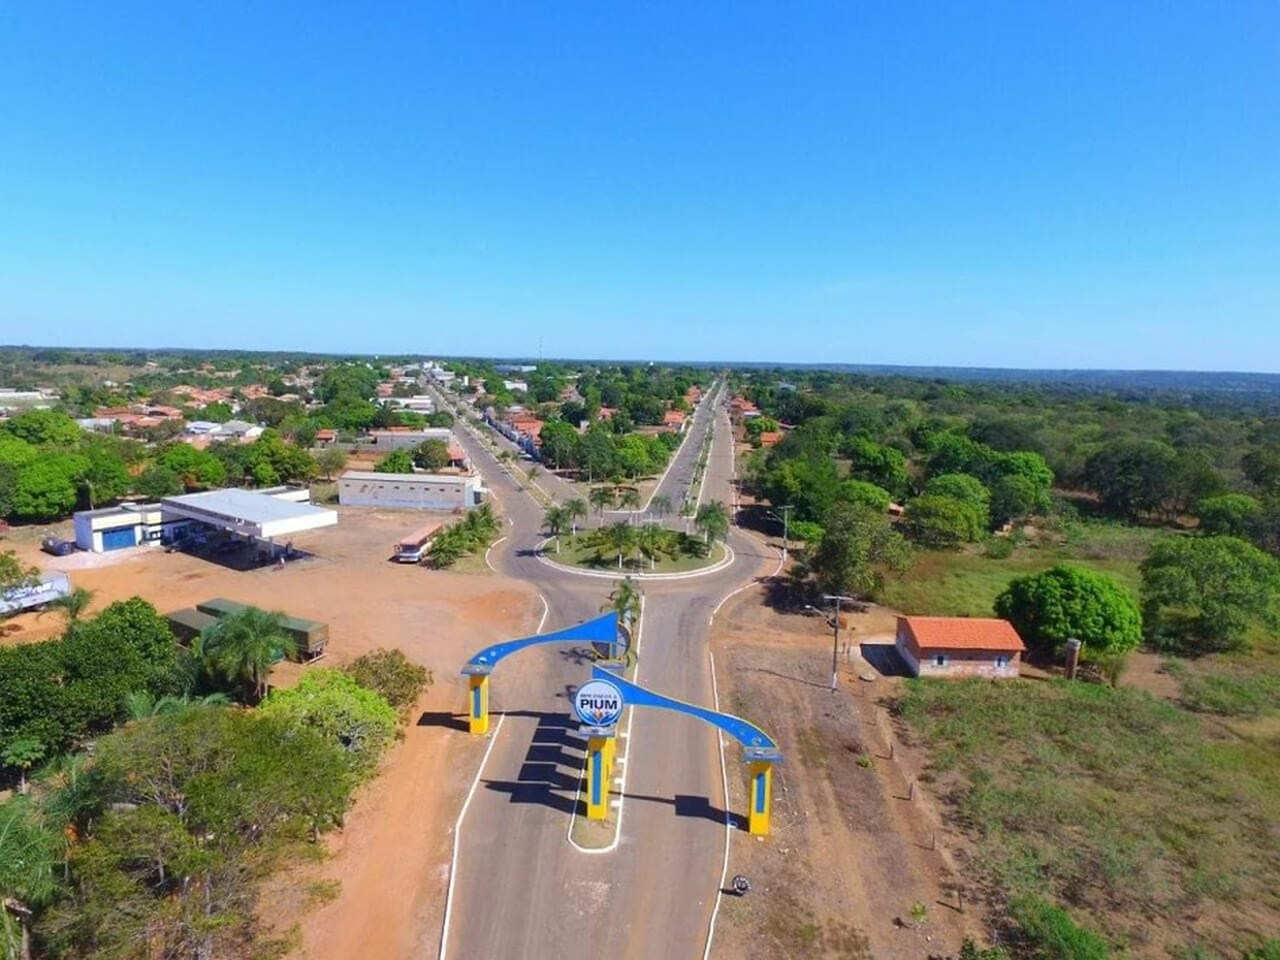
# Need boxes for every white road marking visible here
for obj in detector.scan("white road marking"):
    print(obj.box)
[483,536,508,573]
[439,592,549,960]
[702,653,733,960]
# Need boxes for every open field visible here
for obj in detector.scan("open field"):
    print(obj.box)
[879,521,1161,618]
[895,677,1280,958]
[3,504,543,960]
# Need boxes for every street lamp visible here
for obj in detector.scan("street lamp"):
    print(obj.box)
[807,594,855,691]
[766,505,793,560]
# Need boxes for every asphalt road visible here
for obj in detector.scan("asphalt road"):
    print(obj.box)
[442,385,779,959]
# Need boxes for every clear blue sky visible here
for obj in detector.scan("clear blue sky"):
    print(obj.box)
[2,3,1277,370]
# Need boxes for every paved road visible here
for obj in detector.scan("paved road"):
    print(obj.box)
[442,386,779,959]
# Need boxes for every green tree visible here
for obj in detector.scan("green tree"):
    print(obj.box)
[155,442,227,490]
[648,494,672,523]
[564,498,588,535]
[373,449,415,474]
[806,502,911,599]
[1,737,46,795]
[1084,439,1179,521]
[0,796,60,960]
[0,409,82,446]
[38,586,96,624]
[994,565,1142,658]
[10,460,79,521]
[990,473,1053,527]
[1196,492,1261,537]
[343,649,432,715]
[904,494,984,547]
[259,669,398,774]
[134,464,183,498]
[844,436,909,499]
[597,522,637,569]
[589,485,616,519]
[839,479,892,512]
[544,503,570,552]
[694,500,731,545]
[1141,535,1280,653]
[315,446,349,480]
[604,577,642,650]
[414,439,451,472]
[538,420,580,470]
[0,550,39,598]
[200,606,297,702]
[617,485,643,515]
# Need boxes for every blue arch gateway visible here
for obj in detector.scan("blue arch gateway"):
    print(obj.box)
[461,613,782,836]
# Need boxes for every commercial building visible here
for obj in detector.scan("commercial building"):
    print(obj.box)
[73,487,334,553]
[74,502,191,552]
[338,470,485,511]
[368,427,454,450]
[895,616,1025,679]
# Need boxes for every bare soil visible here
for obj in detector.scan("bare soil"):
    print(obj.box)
[5,506,543,960]
[709,590,984,960]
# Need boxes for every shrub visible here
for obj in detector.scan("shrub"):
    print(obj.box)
[344,649,432,714]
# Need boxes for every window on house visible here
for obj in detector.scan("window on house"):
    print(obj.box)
[934,654,948,667]
[995,655,1010,668]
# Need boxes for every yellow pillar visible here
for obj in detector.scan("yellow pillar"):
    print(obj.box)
[747,760,773,836]
[585,736,610,820]
[603,733,616,778]
[468,674,490,735]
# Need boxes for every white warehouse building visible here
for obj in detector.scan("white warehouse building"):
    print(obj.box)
[337,471,485,511]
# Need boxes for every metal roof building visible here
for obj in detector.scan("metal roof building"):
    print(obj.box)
[160,489,338,540]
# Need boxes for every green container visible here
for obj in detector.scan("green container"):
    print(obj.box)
[166,608,221,645]
[196,598,328,661]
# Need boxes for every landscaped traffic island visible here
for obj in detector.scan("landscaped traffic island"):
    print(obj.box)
[543,528,728,575]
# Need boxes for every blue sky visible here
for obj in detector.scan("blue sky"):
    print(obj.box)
[1,3,1277,370]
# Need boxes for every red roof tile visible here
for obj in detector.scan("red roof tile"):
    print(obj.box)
[900,616,1026,653]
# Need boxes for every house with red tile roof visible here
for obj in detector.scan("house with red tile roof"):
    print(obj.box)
[895,616,1025,679]
[662,409,687,432]
[758,431,784,447]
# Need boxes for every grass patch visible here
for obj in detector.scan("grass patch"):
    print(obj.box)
[880,521,1156,617]
[896,677,1280,954]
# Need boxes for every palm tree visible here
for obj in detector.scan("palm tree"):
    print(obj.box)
[695,500,731,545]
[597,522,637,570]
[564,498,588,535]
[200,606,297,703]
[38,587,96,624]
[636,524,669,570]
[0,796,59,960]
[603,577,643,662]
[544,504,570,553]
[123,690,232,721]
[617,486,642,521]
[588,485,615,521]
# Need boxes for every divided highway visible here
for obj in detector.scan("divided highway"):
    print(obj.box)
[441,385,777,959]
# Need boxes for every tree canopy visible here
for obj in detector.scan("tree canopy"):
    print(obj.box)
[993,565,1143,657]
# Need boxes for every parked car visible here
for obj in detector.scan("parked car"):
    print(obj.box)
[41,536,77,556]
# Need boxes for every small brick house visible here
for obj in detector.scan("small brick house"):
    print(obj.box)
[895,616,1025,679]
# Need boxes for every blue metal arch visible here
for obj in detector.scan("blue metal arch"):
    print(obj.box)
[591,666,782,760]
[462,611,619,675]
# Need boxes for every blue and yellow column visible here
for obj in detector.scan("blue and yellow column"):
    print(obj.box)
[464,668,491,735]
[747,760,773,835]
[586,735,610,819]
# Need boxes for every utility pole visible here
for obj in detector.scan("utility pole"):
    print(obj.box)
[823,594,855,692]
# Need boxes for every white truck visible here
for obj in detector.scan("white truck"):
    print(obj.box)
[0,572,72,616]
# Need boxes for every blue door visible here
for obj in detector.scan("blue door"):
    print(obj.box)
[101,527,137,551]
